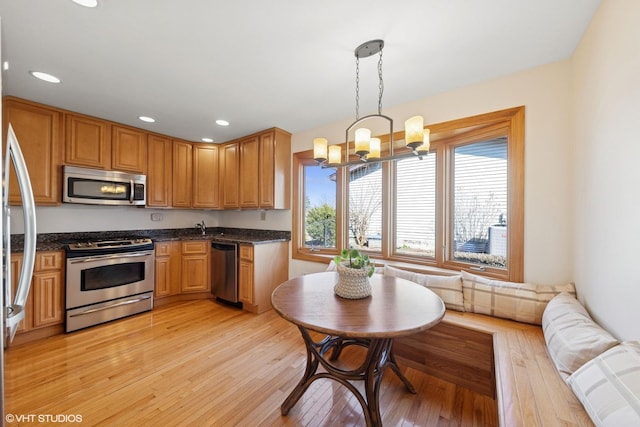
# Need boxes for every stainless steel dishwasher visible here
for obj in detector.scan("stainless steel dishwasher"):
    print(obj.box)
[211,242,239,305]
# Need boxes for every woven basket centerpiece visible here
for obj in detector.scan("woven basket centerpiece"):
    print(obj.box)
[334,262,372,299]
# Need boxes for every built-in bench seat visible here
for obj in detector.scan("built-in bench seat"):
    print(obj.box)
[328,262,639,425]
[394,310,594,426]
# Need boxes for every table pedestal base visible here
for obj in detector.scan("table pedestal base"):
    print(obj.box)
[281,326,416,427]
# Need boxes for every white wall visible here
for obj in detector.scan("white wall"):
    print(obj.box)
[15,199,290,235]
[572,0,640,340]
[13,205,220,234]
[216,209,291,231]
[291,60,575,285]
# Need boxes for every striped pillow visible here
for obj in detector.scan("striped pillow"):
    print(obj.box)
[542,292,619,380]
[383,266,464,311]
[568,341,640,426]
[461,271,576,325]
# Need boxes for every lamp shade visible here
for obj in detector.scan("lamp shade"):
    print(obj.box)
[416,129,430,154]
[368,138,381,159]
[354,128,371,156]
[313,138,328,162]
[328,145,342,164]
[405,116,424,149]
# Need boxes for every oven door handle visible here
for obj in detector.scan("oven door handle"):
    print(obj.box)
[68,252,153,264]
[69,295,152,318]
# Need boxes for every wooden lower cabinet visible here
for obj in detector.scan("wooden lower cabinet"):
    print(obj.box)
[11,251,64,335]
[154,240,211,301]
[154,241,181,298]
[180,241,210,293]
[238,242,288,313]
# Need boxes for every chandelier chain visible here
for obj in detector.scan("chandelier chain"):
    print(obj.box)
[378,45,384,115]
[355,55,360,120]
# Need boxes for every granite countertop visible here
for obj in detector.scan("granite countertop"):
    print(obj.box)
[10,227,291,253]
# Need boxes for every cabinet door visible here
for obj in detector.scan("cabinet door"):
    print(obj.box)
[4,98,62,205]
[112,125,147,173]
[154,242,181,298]
[193,144,220,209]
[180,241,210,293]
[155,256,172,297]
[260,128,290,209]
[65,113,111,169]
[258,131,274,208]
[172,140,193,208]
[239,136,259,209]
[239,260,254,305]
[181,256,210,292]
[220,142,239,209]
[32,271,64,328]
[10,254,32,333]
[32,251,64,329]
[147,134,173,207]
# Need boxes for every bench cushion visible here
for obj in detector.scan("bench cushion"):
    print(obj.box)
[461,270,576,325]
[568,341,640,426]
[542,292,619,380]
[384,265,464,311]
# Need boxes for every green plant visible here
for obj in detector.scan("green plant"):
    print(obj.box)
[334,249,375,277]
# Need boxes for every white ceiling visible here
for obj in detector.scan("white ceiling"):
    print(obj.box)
[0,0,600,143]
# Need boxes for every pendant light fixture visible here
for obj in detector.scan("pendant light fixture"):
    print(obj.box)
[313,40,430,167]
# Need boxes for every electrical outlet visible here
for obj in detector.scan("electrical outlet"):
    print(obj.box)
[260,211,266,221]
[150,213,163,221]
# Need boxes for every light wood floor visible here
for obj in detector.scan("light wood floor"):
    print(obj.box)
[5,299,497,426]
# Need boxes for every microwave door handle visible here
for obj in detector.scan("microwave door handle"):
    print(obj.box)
[129,180,134,204]
[6,124,37,342]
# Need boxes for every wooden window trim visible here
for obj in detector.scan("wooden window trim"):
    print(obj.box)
[293,106,524,282]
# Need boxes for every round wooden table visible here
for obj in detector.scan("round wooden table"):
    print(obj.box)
[271,272,445,427]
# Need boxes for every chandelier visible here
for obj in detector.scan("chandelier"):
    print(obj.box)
[313,39,430,167]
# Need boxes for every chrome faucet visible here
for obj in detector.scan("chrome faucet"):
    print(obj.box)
[196,220,206,235]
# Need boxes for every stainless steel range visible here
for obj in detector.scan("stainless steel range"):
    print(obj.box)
[64,238,155,332]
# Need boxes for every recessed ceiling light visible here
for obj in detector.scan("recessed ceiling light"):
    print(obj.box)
[201,137,214,143]
[29,71,61,83]
[138,116,155,123]
[71,0,99,7]
[215,119,229,126]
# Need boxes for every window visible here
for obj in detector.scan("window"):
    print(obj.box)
[302,165,337,249]
[451,138,507,268]
[348,163,382,253]
[394,153,436,258]
[293,107,524,281]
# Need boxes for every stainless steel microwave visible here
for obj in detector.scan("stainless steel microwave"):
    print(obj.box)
[63,165,146,206]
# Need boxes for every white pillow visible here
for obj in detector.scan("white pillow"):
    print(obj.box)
[568,341,640,426]
[383,265,464,311]
[542,292,619,380]
[461,270,576,325]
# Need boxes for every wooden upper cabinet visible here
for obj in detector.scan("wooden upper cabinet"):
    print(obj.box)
[172,140,193,208]
[147,134,172,207]
[3,98,62,205]
[221,142,240,209]
[192,144,220,209]
[258,128,291,209]
[112,125,147,174]
[239,136,260,209]
[65,113,111,170]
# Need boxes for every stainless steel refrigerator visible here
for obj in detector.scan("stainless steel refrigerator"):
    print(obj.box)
[0,123,37,419]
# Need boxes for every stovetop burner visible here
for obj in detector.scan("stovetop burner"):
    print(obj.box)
[65,238,154,257]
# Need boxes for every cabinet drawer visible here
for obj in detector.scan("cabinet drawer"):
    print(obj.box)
[35,251,64,271]
[239,245,253,262]
[182,240,209,254]
[155,242,173,257]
